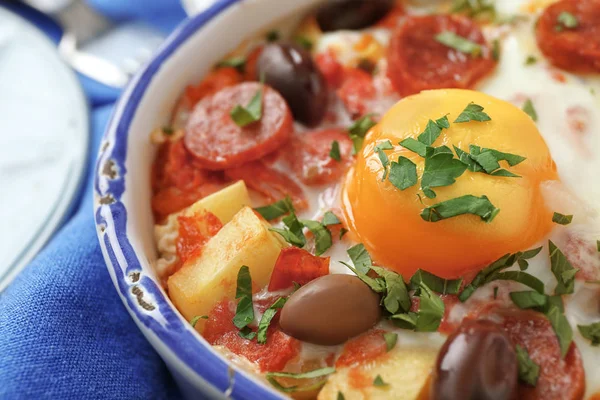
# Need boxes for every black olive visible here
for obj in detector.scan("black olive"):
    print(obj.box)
[255,43,328,127]
[315,0,395,32]
[431,319,519,400]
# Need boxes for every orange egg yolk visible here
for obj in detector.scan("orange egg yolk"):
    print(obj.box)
[342,89,558,279]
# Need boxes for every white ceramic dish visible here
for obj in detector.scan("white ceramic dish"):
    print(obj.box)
[94,1,322,398]
[0,6,88,291]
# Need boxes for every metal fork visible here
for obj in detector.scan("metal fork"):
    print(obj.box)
[22,0,166,88]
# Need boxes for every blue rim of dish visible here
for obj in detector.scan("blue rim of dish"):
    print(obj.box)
[93,1,283,399]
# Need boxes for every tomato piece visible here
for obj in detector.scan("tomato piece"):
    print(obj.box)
[244,45,264,81]
[315,49,345,88]
[375,5,406,29]
[335,329,388,368]
[224,161,307,210]
[151,140,226,220]
[203,300,301,372]
[387,15,497,97]
[337,68,377,118]
[184,67,243,106]
[286,129,354,186]
[483,310,586,400]
[536,0,600,74]
[268,248,330,291]
[174,210,223,272]
[184,82,293,170]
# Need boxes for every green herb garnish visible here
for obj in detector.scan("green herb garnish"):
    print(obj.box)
[216,56,246,72]
[415,283,445,332]
[578,322,600,346]
[266,367,335,393]
[399,138,427,157]
[189,315,208,327]
[270,213,307,248]
[421,146,468,197]
[373,375,389,387]
[233,266,255,330]
[295,36,314,51]
[435,31,482,57]
[339,228,348,239]
[347,243,373,275]
[454,102,492,123]
[525,55,538,65]
[238,327,256,340]
[349,114,377,154]
[383,332,398,352]
[266,30,280,42]
[552,212,573,225]
[556,11,578,31]
[330,140,341,162]
[522,99,538,122]
[421,195,499,223]
[516,345,540,386]
[255,196,294,220]
[337,392,345,400]
[375,140,394,180]
[549,240,578,295]
[546,303,573,358]
[371,266,412,315]
[322,211,341,226]
[257,297,287,344]
[418,116,450,146]
[389,156,418,190]
[510,290,548,309]
[410,269,463,295]
[492,39,500,61]
[230,86,263,127]
[300,219,333,256]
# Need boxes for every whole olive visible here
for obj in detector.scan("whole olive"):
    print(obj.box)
[279,274,381,345]
[430,319,519,400]
[315,0,395,32]
[255,43,328,127]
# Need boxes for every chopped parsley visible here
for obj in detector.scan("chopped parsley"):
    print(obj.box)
[451,0,496,20]
[556,11,578,31]
[162,126,174,136]
[415,282,445,332]
[347,243,373,275]
[230,86,263,127]
[322,211,341,226]
[578,322,600,346]
[522,98,538,122]
[300,219,333,256]
[552,212,573,225]
[348,114,377,154]
[410,269,462,295]
[454,102,492,123]
[383,332,398,352]
[459,248,545,302]
[549,240,579,295]
[374,140,394,180]
[373,375,389,387]
[266,30,280,42]
[515,345,540,386]
[257,297,287,344]
[525,55,538,65]
[232,266,255,330]
[492,39,501,61]
[294,35,314,51]
[418,116,450,146]
[435,31,482,57]
[421,195,500,223]
[270,213,307,248]
[216,56,246,72]
[399,138,427,157]
[510,290,548,309]
[454,145,525,177]
[266,367,335,393]
[546,303,573,358]
[337,392,345,400]
[189,315,208,327]
[388,156,418,190]
[339,228,348,239]
[330,140,341,161]
[371,266,411,314]
[421,146,468,197]
[254,196,294,221]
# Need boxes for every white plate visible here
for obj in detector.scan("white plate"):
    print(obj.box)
[0,7,88,290]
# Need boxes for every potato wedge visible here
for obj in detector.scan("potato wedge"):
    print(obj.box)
[318,345,437,400]
[168,206,287,331]
[155,180,251,276]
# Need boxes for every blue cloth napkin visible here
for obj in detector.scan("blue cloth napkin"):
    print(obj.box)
[0,1,190,398]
